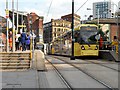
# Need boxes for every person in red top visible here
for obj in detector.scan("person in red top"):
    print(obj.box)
[9,31,12,51]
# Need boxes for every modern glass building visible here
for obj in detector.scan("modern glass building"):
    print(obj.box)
[93,1,114,19]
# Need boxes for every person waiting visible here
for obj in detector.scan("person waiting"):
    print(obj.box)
[26,34,30,50]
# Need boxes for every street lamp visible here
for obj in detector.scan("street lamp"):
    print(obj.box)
[70,0,75,60]
[113,4,119,42]
[113,3,120,58]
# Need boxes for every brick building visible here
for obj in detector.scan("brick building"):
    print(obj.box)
[61,14,80,27]
[43,19,71,43]
[0,16,7,45]
[27,12,44,42]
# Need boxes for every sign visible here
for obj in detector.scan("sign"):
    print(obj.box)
[86,27,91,30]
[5,9,9,18]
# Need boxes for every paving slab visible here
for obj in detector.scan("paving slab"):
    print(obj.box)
[1,70,38,88]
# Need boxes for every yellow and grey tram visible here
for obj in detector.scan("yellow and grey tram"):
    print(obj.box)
[50,24,99,57]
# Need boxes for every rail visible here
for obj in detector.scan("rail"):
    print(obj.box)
[53,56,115,90]
[45,57,73,90]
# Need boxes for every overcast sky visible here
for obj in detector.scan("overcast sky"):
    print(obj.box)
[0,0,119,23]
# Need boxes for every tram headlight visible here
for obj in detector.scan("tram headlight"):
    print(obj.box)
[81,46,85,50]
[95,46,98,50]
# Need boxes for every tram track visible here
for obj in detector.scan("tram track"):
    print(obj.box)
[53,55,119,72]
[85,60,119,72]
[52,56,116,90]
[45,57,73,90]
[50,54,119,72]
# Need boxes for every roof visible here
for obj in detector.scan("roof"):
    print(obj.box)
[61,13,80,18]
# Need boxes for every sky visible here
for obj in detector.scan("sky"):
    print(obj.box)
[0,0,119,23]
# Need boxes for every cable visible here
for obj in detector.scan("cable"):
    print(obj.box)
[45,0,53,22]
[75,0,89,13]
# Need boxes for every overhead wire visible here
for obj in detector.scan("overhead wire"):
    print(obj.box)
[45,0,53,22]
[75,0,89,13]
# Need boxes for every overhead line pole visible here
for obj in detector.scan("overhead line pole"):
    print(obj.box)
[6,0,9,52]
[70,0,75,60]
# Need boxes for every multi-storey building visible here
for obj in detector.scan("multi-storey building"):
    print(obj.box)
[118,1,120,10]
[61,14,80,27]
[27,12,44,42]
[43,19,71,43]
[93,1,114,19]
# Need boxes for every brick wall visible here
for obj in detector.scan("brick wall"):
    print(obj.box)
[110,24,120,41]
[27,13,43,42]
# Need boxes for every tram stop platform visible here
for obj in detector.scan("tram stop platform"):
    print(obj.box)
[99,50,119,62]
[0,50,46,89]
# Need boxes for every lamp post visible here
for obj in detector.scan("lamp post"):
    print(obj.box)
[70,0,75,60]
[114,4,120,57]
[112,3,119,42]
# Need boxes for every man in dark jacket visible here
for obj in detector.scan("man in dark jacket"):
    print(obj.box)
[21,31,27,51]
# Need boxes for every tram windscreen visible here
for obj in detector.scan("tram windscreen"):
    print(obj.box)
[79,26,98,44]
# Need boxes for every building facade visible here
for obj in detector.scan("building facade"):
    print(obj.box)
[43,19,71,43]
[93,1,114,19]
[27,12,44,42]
[0,16,7,45]
[118,1,120,10]
[61,14,80,27]
[118,1,120,15]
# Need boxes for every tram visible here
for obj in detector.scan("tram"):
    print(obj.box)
[50,24,100,57]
